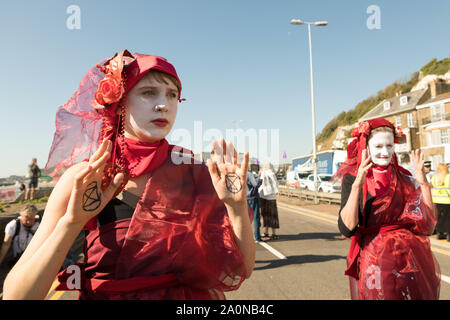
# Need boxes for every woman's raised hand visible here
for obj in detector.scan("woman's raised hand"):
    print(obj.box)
[353,149,372,189]
[64,139,124,227]
[412,149,427,186]
[206,139,249,207]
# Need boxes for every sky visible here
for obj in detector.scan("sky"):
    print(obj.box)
[0,0,449,178]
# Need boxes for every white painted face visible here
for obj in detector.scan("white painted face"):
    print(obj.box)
[367,131,395,167]
[122,72,179,143]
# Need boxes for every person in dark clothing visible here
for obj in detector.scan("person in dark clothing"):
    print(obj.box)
[25,158,41,201]
[247,170,262,242]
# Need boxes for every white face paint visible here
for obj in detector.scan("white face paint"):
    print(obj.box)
[367,131,395,167]
[122,72,179,143]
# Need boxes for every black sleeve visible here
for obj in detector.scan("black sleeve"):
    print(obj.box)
[338,174,360,238]
[256,176,262,188]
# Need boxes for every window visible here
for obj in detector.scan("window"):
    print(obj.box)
[407,113,414,127]
[298,172,309,179]
[432,155,443,170]
[395,116,402,127]
[400,96,408,106]
[431,130,441,145]
[431,103,444,121]
[383,101,390,110]
[440,129,449,144]
[426,132,432,146]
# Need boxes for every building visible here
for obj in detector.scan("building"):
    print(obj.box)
[416,79,450,168]
[358,78,450,167]
[359,88,430,163]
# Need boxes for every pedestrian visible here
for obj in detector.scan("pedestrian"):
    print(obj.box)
[337,118,440,300]
[247,169,262,242]
[258,163,280,240]
[0,204,40,268]
[431,163,450,241]
[424,161,434,184]
[25,158,41,201]
[3,50,254,300]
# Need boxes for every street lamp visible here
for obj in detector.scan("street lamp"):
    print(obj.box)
[290,18,327,202]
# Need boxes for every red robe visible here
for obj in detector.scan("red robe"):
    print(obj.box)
[345,166,441,300]
[57,156,248,299]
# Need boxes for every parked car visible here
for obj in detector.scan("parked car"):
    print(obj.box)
[304,174,341,193]
[286,171,311,189]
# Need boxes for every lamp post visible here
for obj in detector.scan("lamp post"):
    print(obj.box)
[290,18,327,203]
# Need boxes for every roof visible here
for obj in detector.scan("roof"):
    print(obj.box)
[359,88,428,121]
[417,91,450,109]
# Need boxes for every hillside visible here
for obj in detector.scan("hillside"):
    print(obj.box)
[316,58,450,148]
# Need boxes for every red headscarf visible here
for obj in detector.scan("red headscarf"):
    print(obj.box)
[335,118,410,204]
[336,118,408,178]
[45,50,184,181]
[44,50,187,230]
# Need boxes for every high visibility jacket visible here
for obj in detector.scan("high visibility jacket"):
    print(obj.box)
[431,174,450,204]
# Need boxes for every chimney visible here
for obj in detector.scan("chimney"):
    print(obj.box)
[429,80,437,98]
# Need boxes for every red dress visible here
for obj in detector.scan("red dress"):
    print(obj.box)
[57,157,247,299]
[344,166,441,300]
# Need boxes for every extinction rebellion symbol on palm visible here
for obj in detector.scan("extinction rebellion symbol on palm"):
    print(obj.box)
[225,173,242,194]
[82,181,102,211]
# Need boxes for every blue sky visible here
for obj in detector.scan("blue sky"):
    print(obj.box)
[0,0,449,178]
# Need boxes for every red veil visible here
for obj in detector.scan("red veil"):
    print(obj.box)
[336,118,441,300]
[44,50,183,181]
[48,51,247,299]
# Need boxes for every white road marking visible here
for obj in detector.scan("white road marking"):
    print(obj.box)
[258,241,287,260]
[441,275,450,284]
[277,202,450,285]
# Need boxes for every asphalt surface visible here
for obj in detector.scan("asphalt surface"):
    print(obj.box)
[226,202,450,300]
[226,202,350,300]
[44,201,450,300]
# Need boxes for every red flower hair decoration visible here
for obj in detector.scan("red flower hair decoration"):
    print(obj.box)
[91,50,135,110]
[351,121,371,138]
[350,120,405,143]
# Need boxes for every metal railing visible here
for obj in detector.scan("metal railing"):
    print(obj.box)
[278,185,341,205]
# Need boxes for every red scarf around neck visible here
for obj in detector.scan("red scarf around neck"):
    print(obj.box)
[365,165,392,198]
[83,137,171,231]
[116,137,170,178]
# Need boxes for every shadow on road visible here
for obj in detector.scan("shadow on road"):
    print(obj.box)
[254,254,346,271]
[273,232,344,242]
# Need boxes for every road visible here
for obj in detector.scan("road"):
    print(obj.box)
[45,201,450,300]
[226,202,450,300]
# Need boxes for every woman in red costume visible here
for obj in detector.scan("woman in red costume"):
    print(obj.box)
[338,118,441,300]
[3,50,255,299]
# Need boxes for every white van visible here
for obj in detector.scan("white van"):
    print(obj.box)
[304,174,341,193]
